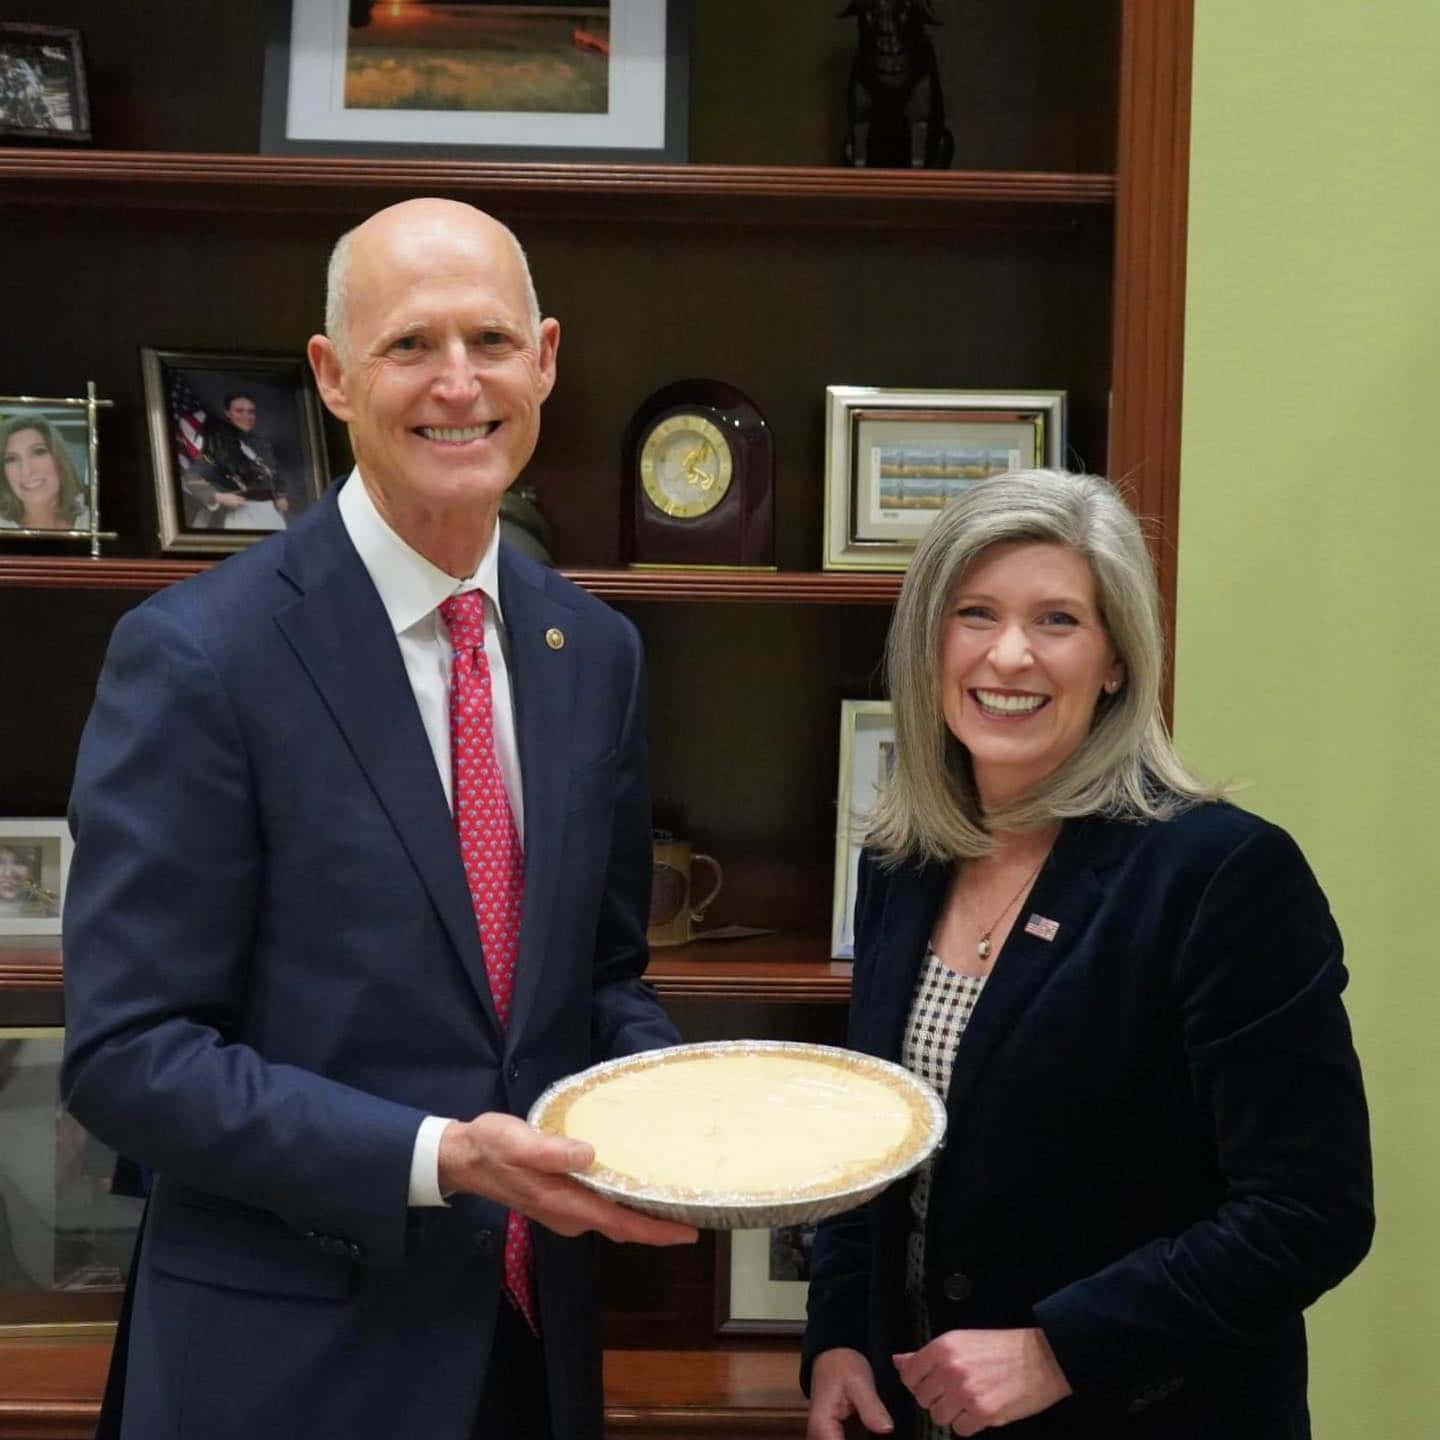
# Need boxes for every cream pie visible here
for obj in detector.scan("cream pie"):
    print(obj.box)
[534,1042,940,1203]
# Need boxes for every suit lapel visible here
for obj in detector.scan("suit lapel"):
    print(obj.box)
[857,862,950,1063]
[496,547,579,1045]
[944,817,1121,1112]
[272,492,501,1031]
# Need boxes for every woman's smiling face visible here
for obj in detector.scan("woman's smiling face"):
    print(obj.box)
[2,426,61,519]
[939,541,1123,806]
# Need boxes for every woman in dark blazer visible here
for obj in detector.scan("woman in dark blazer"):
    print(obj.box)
[803,471,1372,1439]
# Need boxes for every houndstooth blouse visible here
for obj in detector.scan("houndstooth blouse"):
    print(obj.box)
[902,948,988,1440]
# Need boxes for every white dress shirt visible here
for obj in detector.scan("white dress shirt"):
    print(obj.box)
[338,470,523,1205]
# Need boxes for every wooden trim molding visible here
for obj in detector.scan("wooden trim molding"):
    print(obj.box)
[0,1342,806,1440]
[0,556,901,607]
[1110,0,1195,714]
[0,150,1111,229]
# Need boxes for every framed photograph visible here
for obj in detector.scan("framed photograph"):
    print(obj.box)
[261,0,689,162]
[714,1224,815,1335]
[141,348,333,556]
[823,387,1066,571]
[0,820,71,938]
[0,387,115,553]
[0,1028,144,1334]
[0,23,90,143]
[831,700,895,960]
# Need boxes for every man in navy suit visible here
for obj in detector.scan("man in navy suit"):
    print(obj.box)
[61,198,694,1440]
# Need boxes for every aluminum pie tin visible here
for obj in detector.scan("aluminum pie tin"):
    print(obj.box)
[527,1039,946,1230]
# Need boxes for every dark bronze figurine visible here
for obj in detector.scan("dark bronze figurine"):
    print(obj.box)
[838,0,954,169]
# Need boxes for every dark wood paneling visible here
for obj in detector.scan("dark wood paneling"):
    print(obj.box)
[1109,0,1195,712]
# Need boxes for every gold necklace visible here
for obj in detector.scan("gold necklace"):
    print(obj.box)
[974,853,1049,962]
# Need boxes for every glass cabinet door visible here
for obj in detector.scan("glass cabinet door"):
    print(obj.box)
[0,1028,141,1332]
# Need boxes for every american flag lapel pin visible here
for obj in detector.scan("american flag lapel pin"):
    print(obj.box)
[1024,913,1060,942]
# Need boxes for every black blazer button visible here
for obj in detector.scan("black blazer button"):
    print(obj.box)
[942,1272,972,1301]
[472,1229,496,1256]
[506,1061,520,1083]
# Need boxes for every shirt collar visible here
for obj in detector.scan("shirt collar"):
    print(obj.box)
[337,468,504,635]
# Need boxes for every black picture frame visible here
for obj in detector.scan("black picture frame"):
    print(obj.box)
[0,23,90,144]
[260,0,690,163]
[713,1225,813,1337]
[140,348,333,556]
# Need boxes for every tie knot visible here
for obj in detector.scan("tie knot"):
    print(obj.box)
[440,590,486,648]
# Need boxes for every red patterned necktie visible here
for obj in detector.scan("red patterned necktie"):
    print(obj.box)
[439,590,538,1335]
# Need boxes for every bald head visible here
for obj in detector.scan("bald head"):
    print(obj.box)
[324,198,541,369]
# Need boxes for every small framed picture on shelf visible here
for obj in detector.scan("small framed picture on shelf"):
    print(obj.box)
[141,348,333,556]
[0,23,90,143]
[0,819,71,937]
[831,700,895,960]
[261,0,688,162]
[823,387,1066,571]
[714,1224,815,1335]
[0,387,114,552]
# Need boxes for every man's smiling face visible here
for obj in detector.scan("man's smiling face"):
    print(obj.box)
[315,202,558,538]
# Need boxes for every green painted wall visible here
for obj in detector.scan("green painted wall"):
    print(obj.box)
[1177,2,1440,1433]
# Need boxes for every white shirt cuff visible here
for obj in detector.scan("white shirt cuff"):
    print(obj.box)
[408,1114,454,1207]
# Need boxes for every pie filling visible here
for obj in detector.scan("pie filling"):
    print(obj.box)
[540,1050,929,1201]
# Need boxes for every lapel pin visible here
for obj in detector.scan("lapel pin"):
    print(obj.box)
[1024,913,1060,942]
[545,627,565,650]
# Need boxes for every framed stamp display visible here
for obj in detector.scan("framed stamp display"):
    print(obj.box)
[831,700,895,960]
[0,820,71,939]
[141,348,332,556]
[823,387,1066,570]
[262,0,689,162]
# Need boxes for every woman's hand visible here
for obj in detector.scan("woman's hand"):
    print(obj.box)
[893,1327,1071,1434]
[807,1347,895,1438]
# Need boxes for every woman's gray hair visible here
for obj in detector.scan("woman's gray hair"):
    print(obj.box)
[868,469,1218,863]
[322,215,543,368]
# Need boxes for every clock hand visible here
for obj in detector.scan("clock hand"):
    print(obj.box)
[682,440,716,488]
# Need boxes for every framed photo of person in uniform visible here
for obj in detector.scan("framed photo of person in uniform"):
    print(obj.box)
[141,348,333,556]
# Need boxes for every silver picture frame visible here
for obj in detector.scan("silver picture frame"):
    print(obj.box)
[823,386,1066,571]
[0,819,71,939]
[830,700,895,960]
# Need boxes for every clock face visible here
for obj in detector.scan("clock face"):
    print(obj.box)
[638,413,734,519]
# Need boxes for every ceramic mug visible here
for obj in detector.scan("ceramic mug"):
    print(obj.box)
[647,836,723,948]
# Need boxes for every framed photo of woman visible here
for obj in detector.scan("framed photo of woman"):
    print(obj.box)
[0,389,113,552]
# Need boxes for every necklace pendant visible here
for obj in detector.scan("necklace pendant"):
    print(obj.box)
[976,935,991,961]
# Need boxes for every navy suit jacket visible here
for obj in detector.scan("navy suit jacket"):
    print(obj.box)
[803,804,1372,1438]
[61,483,678,1440]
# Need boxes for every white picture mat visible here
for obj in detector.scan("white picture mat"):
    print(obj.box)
[728,1226,806,1323]
[284,0,669,149]
[831,701,895,960]
[858,424,1026,540]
